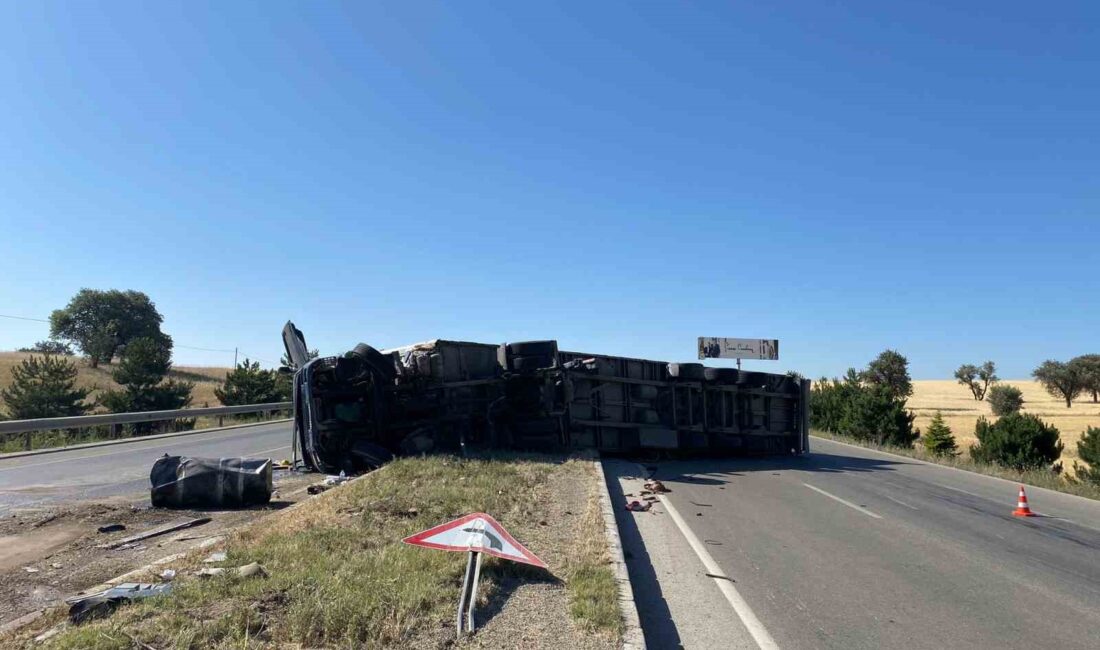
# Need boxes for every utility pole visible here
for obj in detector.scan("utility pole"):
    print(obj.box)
[234,347,238,367]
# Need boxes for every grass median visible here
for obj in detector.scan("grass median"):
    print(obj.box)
[29,453,620,649]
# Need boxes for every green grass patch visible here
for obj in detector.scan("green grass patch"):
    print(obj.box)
[813,430,1100,501]
[30,454,620,649]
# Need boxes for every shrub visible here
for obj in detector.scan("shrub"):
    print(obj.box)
[98,337,193,431]
[922,411,957,456]
[216,359,283,405]
[1074,426,1100,486]
[0,355,89,419]
[954,361,997,401]
[970,414,1062,470]
[811,368,917,448]
[18,340,75,356]
[987,384,1024,416]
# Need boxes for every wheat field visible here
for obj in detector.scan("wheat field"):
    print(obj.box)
[910,379,1100,466]
[0,350,231,412]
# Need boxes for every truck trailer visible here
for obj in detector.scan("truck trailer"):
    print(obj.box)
[282,322,810,474]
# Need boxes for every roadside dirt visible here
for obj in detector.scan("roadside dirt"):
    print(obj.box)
[0,469,317,631]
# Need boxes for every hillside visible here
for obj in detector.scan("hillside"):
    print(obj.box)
[910,379,1100,467]
[0,350,231,415]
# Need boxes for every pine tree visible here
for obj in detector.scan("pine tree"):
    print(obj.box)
[216,359,282,405]
[98,337,192,427]
[1,354,90,419]
[1074,426,1100,486]
[922,411,957,457]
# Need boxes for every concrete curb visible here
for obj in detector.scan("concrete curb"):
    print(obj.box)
[594,455,646,650]
[0,419,292,461]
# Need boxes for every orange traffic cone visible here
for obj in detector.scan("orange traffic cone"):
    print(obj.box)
[1012,485,1035,517]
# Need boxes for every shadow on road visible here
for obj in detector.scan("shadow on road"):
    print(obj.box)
[632,450,909,488]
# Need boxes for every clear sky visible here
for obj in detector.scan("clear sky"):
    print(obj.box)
[1,1,1096,379]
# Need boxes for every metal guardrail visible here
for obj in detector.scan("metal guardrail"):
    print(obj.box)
[0,402,292,450]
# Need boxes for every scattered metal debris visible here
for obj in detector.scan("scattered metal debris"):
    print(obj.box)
[99,517,211,550]
[67,583,173,624]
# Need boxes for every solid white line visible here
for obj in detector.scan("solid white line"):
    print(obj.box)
[660,493,780,650]
[802,483,883,519]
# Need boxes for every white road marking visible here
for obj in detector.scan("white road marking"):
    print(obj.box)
[0,424,287,473]
[660,491,780,650]
[883,494,919,510]
[802,483,883,519]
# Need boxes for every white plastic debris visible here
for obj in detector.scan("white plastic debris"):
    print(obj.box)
[160,569,177,581]
[203,551,228,563]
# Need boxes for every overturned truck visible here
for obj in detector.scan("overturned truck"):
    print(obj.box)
[282,322,810,474]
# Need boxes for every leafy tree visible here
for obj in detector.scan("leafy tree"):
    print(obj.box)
[954,361,997,401]
[98,337,193,421]
[216,359,283,405]
[1074,426,1100,486]
[1,355,90,419]
[18,340,75,356]
[970,414,1062,470]
[49,289,167,367]
[922,411,957,456]
[861,350,913,400]
[1032,360,1084,408]
[1072,354,1100,403]
[987,384,1024,416]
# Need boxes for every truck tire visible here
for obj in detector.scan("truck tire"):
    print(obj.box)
[349,343,395,381]
[667,363,705,381]
[704,367,740,384]
[506,341,557,357]
[511,354,555,372]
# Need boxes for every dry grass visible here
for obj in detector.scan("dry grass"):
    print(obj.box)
[909,379,1100,468]
[0,351,230,412]
[26,454,620,649]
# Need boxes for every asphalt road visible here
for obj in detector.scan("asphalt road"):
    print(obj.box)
[608,436,1100,650]
[0,422,294,513]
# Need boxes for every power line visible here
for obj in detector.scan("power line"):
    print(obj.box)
[0,313,50,323]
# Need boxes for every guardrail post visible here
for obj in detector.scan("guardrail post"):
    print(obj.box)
[24,431,31,451]
[218,415,224,427]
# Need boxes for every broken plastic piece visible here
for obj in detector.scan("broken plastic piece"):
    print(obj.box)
[67,583,172,624]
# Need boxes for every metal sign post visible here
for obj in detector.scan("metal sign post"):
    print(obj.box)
[456,550,484,636]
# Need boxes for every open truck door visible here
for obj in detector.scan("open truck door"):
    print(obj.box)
[282,321,311,369]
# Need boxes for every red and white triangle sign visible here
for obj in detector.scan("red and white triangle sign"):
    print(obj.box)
[402,512,547,568]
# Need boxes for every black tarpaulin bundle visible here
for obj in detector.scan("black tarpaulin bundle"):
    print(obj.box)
[150,456,273,508]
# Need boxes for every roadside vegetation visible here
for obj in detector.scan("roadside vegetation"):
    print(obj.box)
[23,454,620,649]
[813,349,1100,500]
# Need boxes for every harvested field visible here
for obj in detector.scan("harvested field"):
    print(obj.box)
[909,379,1100,468]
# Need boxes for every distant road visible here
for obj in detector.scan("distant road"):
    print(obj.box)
[607,436,1100,649]
[0,422,294,512]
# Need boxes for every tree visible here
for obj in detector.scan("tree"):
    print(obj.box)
[861,350,912,400]
[987,384,1024,416]
[970,414,1062,470]
[18,340,75,356]
[1074,426,1100,486]
[1,355,90,419]
[98,337,192,420]
[1072,354,1100,403]
[1032,360,1084,408]
[922,411,957,456]
[836,384,919,447]
[954,361,997,401]
[216,359,283,405]
[49,289,167,367]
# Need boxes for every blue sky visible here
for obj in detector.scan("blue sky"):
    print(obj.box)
[1,1,1096,379]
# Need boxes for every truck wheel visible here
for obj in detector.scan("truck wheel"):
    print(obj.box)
[506,341,558,357]
[349,343,395,381]
[511,354,555,372]
[667,363,705,381]
[704,367,740,384]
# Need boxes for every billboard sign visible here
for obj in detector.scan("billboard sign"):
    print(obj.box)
[698,337,779,361]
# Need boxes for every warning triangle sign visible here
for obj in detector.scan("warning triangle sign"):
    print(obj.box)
[402,512,547,568]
